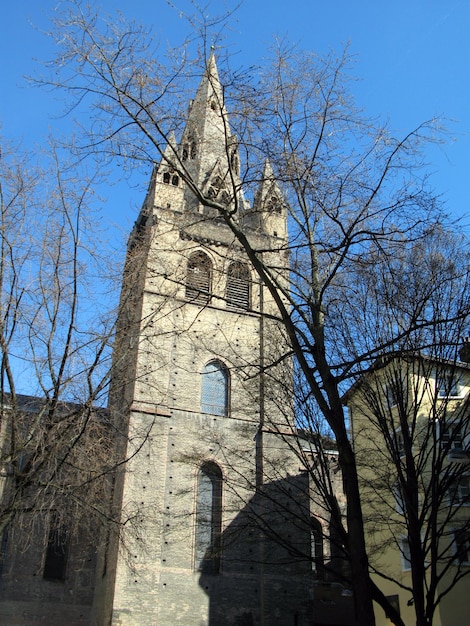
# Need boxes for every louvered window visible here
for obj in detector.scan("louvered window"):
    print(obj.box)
[195,462,222,574]
[226,262,250,310]
[201,361,229,416]
[186,252,212,304]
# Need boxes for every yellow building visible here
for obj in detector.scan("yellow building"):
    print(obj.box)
[346,353,470,625]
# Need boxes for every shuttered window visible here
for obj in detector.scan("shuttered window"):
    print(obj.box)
[186,251,212,304]
[226,262,250,310]
[201,361,229,416]
[195,462,222,574]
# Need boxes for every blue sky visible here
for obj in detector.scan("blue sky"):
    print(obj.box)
[1,0,469,233]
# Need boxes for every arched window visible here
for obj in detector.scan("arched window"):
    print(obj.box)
[186,251,212,304]
[201,361,229,416]
[171,174,179,186]
[226,262,250,310]
[311,517,324,578]
[163,171,171,184]
[195,462,222,574]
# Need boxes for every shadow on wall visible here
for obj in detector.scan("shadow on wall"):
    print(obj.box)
[197,472,354,626]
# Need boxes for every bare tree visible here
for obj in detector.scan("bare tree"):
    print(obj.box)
[33,3,469,624]
[345,227,470,626]
[0,139,118,545]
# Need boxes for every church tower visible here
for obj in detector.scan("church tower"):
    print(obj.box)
[96,55,315,626]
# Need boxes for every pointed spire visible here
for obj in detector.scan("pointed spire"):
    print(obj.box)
[161,131,177,169]
[179,54,232,190]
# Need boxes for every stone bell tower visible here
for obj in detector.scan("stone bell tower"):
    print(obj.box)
[95,54,315,626]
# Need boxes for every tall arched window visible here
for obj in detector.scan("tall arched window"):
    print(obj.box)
[186,251,212,304]
[226,262,250,310]
[195,462,222,574]
[311,517,324,578]
[201,361,229,416]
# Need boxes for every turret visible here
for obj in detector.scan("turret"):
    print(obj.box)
[244,160,288,242]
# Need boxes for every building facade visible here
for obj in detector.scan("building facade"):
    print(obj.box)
[0,55,355,626]
[346,355,470,626]
[92,54,317,626]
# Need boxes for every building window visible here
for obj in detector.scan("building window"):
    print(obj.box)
[448,474,470,506]
[384,384,399,408]
[386,595,401,618]
[453,528,470,565]
[393,481,405,515]
[163,171,179,186]
[226,262,250,310]
[43,516,68,581]
[437,373,460,398]
[201,361,229,416]
[440,422,464,451]
[310,517,324,578]
[186,251,212,304]
[195,462,222,574]
[400,537,411,571]
[395,428,406,458]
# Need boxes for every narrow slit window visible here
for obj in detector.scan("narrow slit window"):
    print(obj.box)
[195,462,222,574]
[311,517,324,578]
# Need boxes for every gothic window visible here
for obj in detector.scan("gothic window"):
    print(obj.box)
[207,175,226,201]
[195,462,222,574]
[182,137,197,161]
[163,171,179,186]
[310,517,324,578]
[220,190,231,206]
[186,251,212,304]
[226,262,250,310]
[201,360,229,416]
[265,194,282,214]
[230,150,239,173]
[43,516,68,581]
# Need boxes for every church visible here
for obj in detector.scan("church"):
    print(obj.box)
[0,55,350,626]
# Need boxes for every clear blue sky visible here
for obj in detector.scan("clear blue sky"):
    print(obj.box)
[1,0,469,232]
